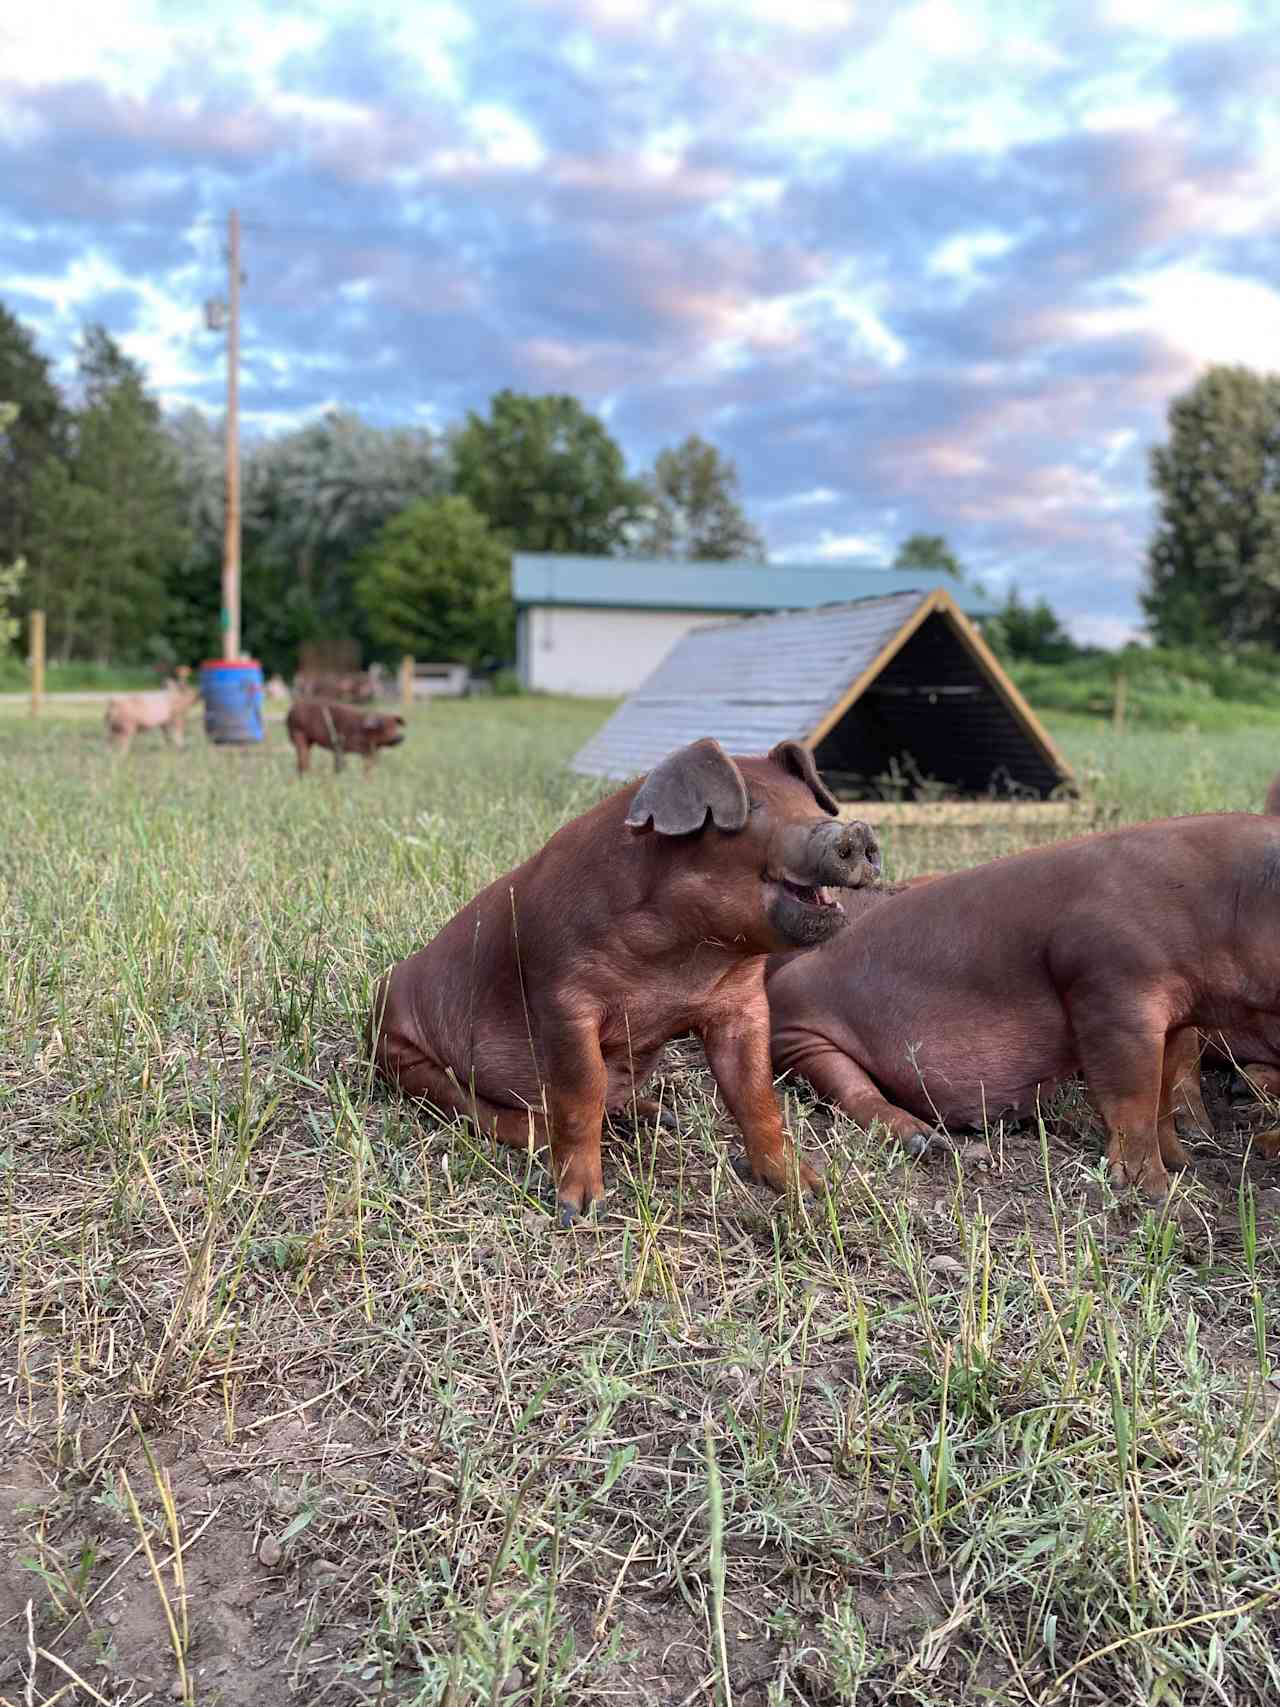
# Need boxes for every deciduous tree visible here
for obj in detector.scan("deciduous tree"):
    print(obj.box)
[165,407,444,674]
[1142,365,1280,647]
[452,390,643,555]
[631,434,765,560]
[355,495,513,667]
[985,587,1078,664]
[892,532,962,578]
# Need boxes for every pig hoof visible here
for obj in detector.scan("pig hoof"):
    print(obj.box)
[1108,1164,1170,1203]
[900,1130,938,1161]
[728,1152,822,1194]
[555,1198,601,1228]
[622,1102,679,1133]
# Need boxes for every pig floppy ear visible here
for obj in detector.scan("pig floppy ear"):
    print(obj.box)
[767,741,839,816]
[625,738,750,835]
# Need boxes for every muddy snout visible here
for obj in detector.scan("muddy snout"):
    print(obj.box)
[777,818,881,891]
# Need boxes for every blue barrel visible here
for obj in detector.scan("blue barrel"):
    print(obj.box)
[201,659,265,744]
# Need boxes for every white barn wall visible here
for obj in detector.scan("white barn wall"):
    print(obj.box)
[523,604,724,696]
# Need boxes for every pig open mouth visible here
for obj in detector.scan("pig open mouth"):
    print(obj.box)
[765,870,859,947]
[777,878,845,912]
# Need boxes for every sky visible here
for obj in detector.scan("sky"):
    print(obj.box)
[2,1,1279,644]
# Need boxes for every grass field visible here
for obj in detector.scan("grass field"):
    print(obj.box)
[4,698,1280,1706]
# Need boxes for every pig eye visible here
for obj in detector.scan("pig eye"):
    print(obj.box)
[748,798,764,814]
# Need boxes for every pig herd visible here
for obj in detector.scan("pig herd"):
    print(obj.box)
[100,689,1280,1219]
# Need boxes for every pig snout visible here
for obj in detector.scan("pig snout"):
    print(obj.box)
[827,819,881,885]
[777,819,881,889]
[764,817,880,947]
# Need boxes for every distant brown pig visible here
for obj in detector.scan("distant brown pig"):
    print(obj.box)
[286,700,406,775]
[105,676,199,754]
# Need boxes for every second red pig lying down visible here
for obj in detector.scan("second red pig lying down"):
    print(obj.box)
[369,738,881,1223]
[765,814,1280,1199]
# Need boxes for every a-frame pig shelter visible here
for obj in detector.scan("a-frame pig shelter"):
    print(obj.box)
[571,587,1073,801]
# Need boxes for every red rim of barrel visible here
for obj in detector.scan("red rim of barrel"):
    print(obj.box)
[200,659,263,669]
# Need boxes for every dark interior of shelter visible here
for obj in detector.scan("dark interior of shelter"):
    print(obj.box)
[813,611,1069,801]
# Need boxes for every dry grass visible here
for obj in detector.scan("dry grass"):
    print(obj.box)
[3,699,1280,1705]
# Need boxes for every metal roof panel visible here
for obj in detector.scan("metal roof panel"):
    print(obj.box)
[513,554,993,616]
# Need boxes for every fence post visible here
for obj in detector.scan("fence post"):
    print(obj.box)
[1112,671,1127,734]
[400,655,414,710]
[29,609,45,717]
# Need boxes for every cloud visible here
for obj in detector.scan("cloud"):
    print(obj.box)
[2,0,1279,642]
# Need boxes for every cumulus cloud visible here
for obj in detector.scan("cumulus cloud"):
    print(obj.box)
[2,0,1279,641]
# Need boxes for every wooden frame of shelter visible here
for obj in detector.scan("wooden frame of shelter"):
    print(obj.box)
[807,587,1081,825]
[572,585,1083,823]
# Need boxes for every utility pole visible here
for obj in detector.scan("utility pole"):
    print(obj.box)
[223,209,242,661]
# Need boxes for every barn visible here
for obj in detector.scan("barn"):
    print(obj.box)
[513,554,992,696]
[571,586,1073,803]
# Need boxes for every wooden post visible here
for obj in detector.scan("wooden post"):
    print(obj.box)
[400,655,414,710]
[1112,671,1127,734]
[222,208,242,662]
[29,609,44,717]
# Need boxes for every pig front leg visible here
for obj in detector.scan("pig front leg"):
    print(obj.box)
[1164,1026,1210,1138]
[1069,1000,1171,1198]
[1156,1028,1196,1167]
[700,1014,822,1194]
[539,1012,610,1224]
[776,1036,940,1159]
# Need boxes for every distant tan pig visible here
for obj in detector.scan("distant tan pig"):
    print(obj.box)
[105,673,199,754]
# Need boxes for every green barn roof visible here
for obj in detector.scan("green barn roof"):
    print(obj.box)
[512,554,994,616]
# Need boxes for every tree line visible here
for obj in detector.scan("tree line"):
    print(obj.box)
[4,293,1279,677]
[0,303,764,675]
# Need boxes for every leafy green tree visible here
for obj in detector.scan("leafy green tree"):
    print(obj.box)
[26,327,187,661]
[631,433,765,560]
[0,553,23,654]
[0,305,69,568]
[248,409,444,608]
[23,459,110,661]
[1142,365,1280,647]
[355,496,513,667]
[0,402,25,653]
[985,586,1079,664]
[452,390,643,554]
[159,406,225,665]
[892,532,962,578]
[164,407,444,674]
